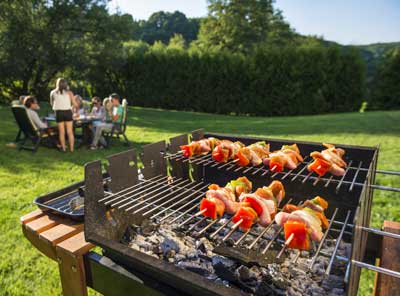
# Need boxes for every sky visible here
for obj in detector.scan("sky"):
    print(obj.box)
[109,0,400,45]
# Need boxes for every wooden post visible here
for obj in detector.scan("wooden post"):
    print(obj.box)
[373,221,400,295]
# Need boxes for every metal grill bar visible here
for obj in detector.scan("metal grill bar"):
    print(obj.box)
[169,204,199,224]
[325,210,351,275]
[115,178,186,210]
[130,181,204,214]
[309,208,339,269]
[291,163,309,181]
[349,161,363,192]
[141,183,209,216]
[335,160,353,192]
[98,175,165,203]
[156,194,203,221]
[352,260,400,279]
[104,179,176,207]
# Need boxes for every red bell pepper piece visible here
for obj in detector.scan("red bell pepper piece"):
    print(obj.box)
[232,206,258,230]
[284,221,311,250]
[269,156,284,172]
[235,150,250,167]
[200,197,225,219]
[180,145,193,157]
[212,146,229,162]
[241,197,263,216]
[308,158,331,176]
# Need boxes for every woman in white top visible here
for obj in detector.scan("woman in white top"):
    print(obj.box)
[50,78,77,152]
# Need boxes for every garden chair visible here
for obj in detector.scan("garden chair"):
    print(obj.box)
[11,105,57,152]
[104,98,130,147]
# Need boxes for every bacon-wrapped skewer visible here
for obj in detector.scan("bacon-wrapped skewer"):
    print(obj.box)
[307,144,347,176]
[275,196,329,250]
[263,144,303,172]
[211,140,244,163]
[199,177,252,219]
[234,141,270,166]
[180,137,221,158]
[231,181,286,230]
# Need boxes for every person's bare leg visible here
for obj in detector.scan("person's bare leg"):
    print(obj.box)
[66,121,74,152]
[58,122,66,151]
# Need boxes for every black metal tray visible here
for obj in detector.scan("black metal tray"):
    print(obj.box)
[34,174,109,221]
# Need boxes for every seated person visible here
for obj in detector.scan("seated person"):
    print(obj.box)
[90,93,123,150]
[72,95,85,118]
[90,96,105,121]
[24,96,48,129]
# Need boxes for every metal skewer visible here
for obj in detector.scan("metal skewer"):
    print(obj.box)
[222,219,243,242]
[276,233,294,259]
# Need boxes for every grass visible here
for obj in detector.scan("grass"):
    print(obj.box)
[0,104,399,296]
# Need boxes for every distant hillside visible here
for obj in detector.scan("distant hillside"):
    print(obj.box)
[354,42,400,83]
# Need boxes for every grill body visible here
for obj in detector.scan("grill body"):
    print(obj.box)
[84,131,379,296]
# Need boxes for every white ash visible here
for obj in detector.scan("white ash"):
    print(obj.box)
[123,218,349,295]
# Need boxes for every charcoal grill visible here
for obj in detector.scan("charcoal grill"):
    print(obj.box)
[83,129,400,296]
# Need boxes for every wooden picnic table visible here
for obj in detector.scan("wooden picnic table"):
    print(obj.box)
[21,209,399,296]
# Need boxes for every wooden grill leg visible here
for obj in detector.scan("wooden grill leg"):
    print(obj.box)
[55,233,93,296]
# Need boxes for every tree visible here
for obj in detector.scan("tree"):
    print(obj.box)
[195,0,293,53]
[136,11,200,45]
[371,49,400,109]
[0,0,135,101]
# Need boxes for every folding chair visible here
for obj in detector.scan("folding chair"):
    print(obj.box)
[11,106,57,152]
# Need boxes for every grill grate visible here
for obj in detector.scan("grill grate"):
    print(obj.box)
[98,176,355,277]
[165,151,400,193]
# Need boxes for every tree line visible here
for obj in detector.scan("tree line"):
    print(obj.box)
[0,0,398,113]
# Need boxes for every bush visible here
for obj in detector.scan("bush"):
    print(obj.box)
[88,44,365,116]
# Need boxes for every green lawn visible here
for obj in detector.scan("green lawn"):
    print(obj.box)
[0,104,399,296]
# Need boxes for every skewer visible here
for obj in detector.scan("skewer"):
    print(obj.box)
[325,210,351,275]
[234,229,251,246]
[198,219,220,235]
[222,219,243,242]
[187,216,207,232]
[313,176,321,186]
[276,233,294,259]
[251,165,265,175]
[246,198,293,250]
[210,217,233,239]
[309,208,339,269]
[302,171,313,183]
[324,175,334,187]
[177,209,207,227]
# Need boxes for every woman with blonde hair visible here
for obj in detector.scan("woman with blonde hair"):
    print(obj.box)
[50,78,77,152]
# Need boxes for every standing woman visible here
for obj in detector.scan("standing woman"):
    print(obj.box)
[50,78,77,152]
